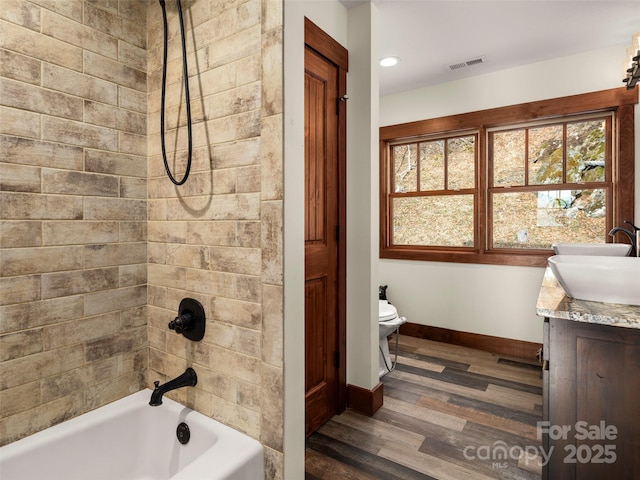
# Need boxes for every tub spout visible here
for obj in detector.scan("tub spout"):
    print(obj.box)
[149,368,197,406]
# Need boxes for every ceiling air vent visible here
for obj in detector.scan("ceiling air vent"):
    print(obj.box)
[449,56,487,71]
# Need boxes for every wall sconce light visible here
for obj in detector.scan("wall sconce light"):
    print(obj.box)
[622,32,640,89]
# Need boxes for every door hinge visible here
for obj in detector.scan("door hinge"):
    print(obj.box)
[335,351,340,368]
[543,360,549,371]
[335,224,340,242]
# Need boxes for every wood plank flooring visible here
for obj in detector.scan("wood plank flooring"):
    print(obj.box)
[305,335,544,480]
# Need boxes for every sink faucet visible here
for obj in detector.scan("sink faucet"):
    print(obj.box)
[609,226,637,257]
[149,367,197,406]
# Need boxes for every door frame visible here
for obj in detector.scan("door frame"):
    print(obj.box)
[304,17,348,415]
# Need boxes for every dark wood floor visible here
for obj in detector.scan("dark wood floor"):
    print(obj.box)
[305,335,543,480]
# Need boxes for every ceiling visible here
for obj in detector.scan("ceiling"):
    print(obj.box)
[348,1,640,96]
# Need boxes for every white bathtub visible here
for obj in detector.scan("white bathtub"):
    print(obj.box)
[0,389,263,480]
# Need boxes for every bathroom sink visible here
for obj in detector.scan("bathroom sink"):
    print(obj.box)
[552,243,631,256]
[547,255,640,305]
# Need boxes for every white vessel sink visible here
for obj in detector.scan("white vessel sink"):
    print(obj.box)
[552,243,631,256]
[548,255,640,306]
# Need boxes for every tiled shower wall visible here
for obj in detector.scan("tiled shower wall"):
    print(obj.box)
[145,0,284,476]
[0,1,148,445]
[1,1,284,474]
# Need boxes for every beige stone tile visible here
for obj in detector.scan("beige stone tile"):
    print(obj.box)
[89,0,119,15]
[237,53,261,87]
[205,110,261,144]
[148,221,188,243]
[119,86,146,114]
[187,220,236,246]
[236,274,261,302]
[121,304,146,329]
[41,9,118,59]
[261,363,283,450]
[0,192,83,220]
[147,241,166,264]
[203,82,261,122]
[0,19,82,71]
[261,113,283,201]
[84,50,146,92]
[262,0,283,33]
[1,246,83,276]
[0,106,40,139]
[261,200,283,285]
[237,165,261,193]
[0,344,84,390]
[262,27,283,117]
[85,149,147,177]
[179,193,261,221]
[28,0,82,21]
[40,367,85,404]
[42,116,118,151]
[42,63,118,106]
[84,285,147,316]
[209,24,260,69]
[148,176,180,199]
[206,322,261,357]
[84,100,146,134]
[0,296,84,335]
[43,311,121,350]
[84,197,146,220]
[186,268,235,297]
[263,447,284,480]
[262,284,283,368]
[0,49,41,85]
[0,328,42,361]
[147,285,167,309]
[211,296,261,330]
[148,263,187,289]
[147,197,166,221]
[43,221,118,245]
[0,381,41,418]
[1,77,83,121]
[120,177,147,199]
[0,220,42,248]
[119,0,147,24]
[0,0,41,31]
[237,221,261,248]
[41,267,119,299]
[85,371,144,410]
[42,169,119,197]
[0,163,40,193]
[84,2,146,49]
[0,392,84,447]
[84,326,147,362]
[118,39,146,71]
[166,244,210,269]
[85,242,146,268]
[119,221,147,242]
[209,246,261,275]
[0,136,84,170]
[120,131,147,156]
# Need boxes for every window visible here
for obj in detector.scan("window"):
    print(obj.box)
[380,88,637,267]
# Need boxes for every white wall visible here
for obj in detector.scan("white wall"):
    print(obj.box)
[283,0,379,477]
[379,44,639,345]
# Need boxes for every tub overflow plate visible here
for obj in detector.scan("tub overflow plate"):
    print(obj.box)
[176,422,190,445]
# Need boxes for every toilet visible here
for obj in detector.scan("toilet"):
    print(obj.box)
[378,299,407,378]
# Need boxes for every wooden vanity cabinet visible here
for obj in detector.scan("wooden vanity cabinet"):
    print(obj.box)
[542,317,640,480]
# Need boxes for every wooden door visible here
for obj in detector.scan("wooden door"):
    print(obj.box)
[304,19,348,437]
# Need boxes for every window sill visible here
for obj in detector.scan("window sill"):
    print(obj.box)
[380,246,550,268]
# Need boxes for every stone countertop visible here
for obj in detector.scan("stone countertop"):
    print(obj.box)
[536,267,640,329]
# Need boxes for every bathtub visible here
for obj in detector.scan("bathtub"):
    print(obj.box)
[0,389,263,480]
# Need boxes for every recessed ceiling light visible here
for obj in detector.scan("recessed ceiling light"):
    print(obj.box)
[380,56,400,67]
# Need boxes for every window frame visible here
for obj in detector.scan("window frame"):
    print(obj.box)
[379,87,637,267]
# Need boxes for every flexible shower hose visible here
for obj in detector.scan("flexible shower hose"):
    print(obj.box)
[159,0,193,185]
